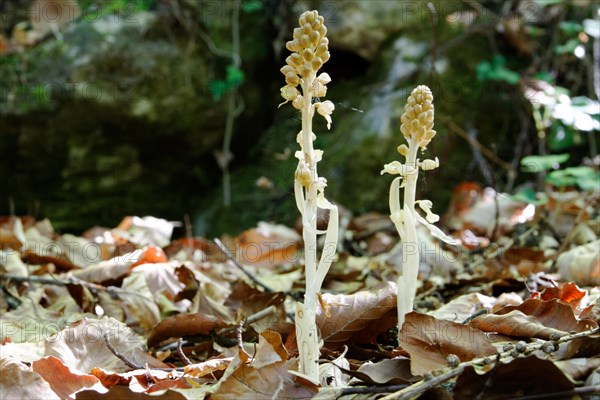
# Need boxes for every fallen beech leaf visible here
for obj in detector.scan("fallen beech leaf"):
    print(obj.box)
[398,312,496,375]
[0,356,59,400]
[31,356,108,398]
[468,310,567,340]
[147,313,227,348]
[120,271,161,331]
[555,357,600,382]
[90,367,131,388]
[320,347,350,387]
[317,281,397,348]
[557,240,600,286]
[538,282,586,309]
[183,357,232,378]
[502,246,549,275]
[77,383,187,399]
[428,293,497,322]
[212,332,314,399]
[454,356,573,399]
[496,299,598,333]
[352,357,414,385]
[234,222,300,268]
[45,317,166,373]
[252,331,288,368]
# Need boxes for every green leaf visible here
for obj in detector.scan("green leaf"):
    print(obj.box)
[520,154,569,172]
[475,55,519,84]
[209,80,227,101]
[554,38,580,55]
[511,187,547,206]
[532,0,563,5]
[226,65,244,87]
[534,71,555,83]
[559,21,582,36]
[242,0,264,13]
[549,123,578,151]
[547,167,599,190]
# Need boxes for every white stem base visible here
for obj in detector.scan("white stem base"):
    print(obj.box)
[295,300,320,384]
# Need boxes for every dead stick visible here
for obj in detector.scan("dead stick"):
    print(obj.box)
[213,238,274,293]
[104,333,142,370]
[176,338,192,366]
[381,366,465,400]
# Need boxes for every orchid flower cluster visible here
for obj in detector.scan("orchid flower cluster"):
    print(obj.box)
[381,85,457,335]
[280,10,339,384]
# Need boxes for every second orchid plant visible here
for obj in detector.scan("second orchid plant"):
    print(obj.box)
[381,86,458,337]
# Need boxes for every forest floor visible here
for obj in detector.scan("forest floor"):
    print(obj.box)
[1,183,599,399]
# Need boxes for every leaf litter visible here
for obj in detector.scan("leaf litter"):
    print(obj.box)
[0,187,599,399]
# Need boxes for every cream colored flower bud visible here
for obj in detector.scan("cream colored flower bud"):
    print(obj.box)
[286,53,303,68]
[280,65,296,76]
[311,58,323,71]
[301,48,313,61]
[310,31,320,46]
[400,85,435,144]
[286,40,301,52]
[321,51,331,63]
[316,100,334,129]
[285,73,300,86]
[420,157,439,170]
[300,34,311,48]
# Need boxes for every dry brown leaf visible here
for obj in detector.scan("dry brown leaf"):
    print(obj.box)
[234,222,301,269]
[77,385,187,399]
[252,330,288,368]
[398,312,496,375]
[317,281,397,348]
[211,332,314,399]
[183,357,232,378]
[557,240,600,286]
[352,357,414,385]
[45,317,166,373]
[454,356,573,400]
[428,293,497,322]
[147,313,228,348]
[495,298,598,333]
[120,271,161,331]
[468,310,567,340]
[31,356,108,398]
[0,355,59,399]
[555,357,600,382]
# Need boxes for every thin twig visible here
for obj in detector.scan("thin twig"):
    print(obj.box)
[212,238,274,293]
[217,305,278,335]
[381,327,599,400]
[439,116,514,172]
[0,274,157,302]
[380,366,465,400]
[176,338,192,366]
[236,319,245,350]
[340,384,409,395]
[103,333,142,370]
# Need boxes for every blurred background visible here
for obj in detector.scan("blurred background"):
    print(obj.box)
[0,0,598,236]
